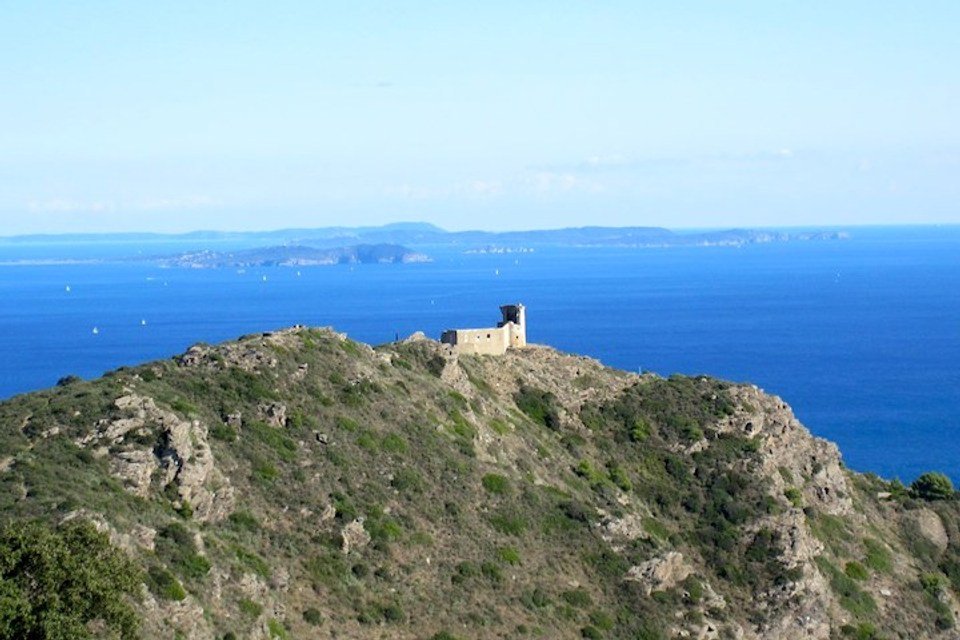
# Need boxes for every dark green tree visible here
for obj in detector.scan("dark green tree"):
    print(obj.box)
[0,519,142,639]
[911,472,955,501]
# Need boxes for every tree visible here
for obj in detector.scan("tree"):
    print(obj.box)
[0,519,142,639]
[911,472,955,501]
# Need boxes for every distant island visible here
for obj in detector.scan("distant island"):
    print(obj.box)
[0,221,850,251]
[154,243,429,269]
[0,223,850,266]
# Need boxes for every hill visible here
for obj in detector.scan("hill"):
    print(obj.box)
[0,328,956,639]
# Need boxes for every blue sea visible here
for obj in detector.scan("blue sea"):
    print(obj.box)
[1,226,958,484]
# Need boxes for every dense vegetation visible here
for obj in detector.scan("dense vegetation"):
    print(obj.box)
[0,520,141,639]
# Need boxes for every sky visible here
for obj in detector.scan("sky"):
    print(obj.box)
[1,1,958,234]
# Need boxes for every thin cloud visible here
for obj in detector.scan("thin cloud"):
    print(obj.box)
[26,196,220,213]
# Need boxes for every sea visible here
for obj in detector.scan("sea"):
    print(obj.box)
[1,225,958,484]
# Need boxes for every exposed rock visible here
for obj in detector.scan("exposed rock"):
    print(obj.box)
[112,449,159,497]
[341,518,371,554]
[721,386,853,518]
[625,551,692,595]
[319,504,337,523]
[60,509,156,554]
[259,402,287,428]
[907,508,949,552]
[79,393,234,523]
[177,345,208,368]
[598,511,649,546]
[140,588,215,640]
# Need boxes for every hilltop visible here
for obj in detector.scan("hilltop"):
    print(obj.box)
[0,328,957,639]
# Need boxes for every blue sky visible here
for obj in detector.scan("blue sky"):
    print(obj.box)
[1,1,958,234]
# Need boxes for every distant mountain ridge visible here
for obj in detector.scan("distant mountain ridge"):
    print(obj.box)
[0,222,848,250]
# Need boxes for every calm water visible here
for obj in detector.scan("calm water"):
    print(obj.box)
[1,226,958,483]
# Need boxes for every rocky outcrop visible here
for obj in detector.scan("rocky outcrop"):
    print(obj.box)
[341,518,371,554]
[259,402,287,428]
[721,385,853,518]
[78,393,234,522]
[625,551,693,595]
[907,508,950,552]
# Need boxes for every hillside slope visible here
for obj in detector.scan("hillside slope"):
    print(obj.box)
[0,327,958,639]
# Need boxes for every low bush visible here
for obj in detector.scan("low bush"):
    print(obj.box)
[911,472,955,501]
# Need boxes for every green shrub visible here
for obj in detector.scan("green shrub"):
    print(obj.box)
[784,487,803,508]
[682,576,704,603]
[562,588,592,608]
[920,573,955,629]
[489,512,526,536]
[482,473,510,495]
[234,546,270,578]
[156,523,210,580]
[497,546,521,565]
[239,598,263,618]
[575,460,607,487]
[210,423,238,442]
[248,421,298,461]
[356,431,378,451]
[170,398,198,416]
[336,416,359,432]
[381,433,407,454]
[481,561,503,582]
[391,468,424,493]
[267,619,288,639]
[520,587,551,609]
[840,623,880,639]
[228,510,260,532]
[911,472,955,501]
[147,566,186,601]
[489,418,510,435]
[863,538,893,573]
[844,561,869,581]
[581,626,603,639]
[452,561,480,584]
[253,462,279,483]
[630,418,650,442]
[302,607,323,625]
[608,464,632,492]
[815,556,876,617]
[514,384,561,429]
[642,517,670,541]
[589,610,614,631]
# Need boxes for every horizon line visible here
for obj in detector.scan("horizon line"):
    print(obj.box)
[3,221,959,242]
